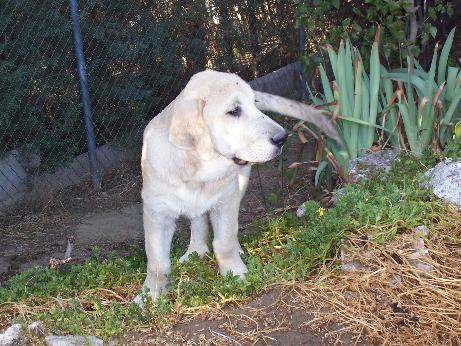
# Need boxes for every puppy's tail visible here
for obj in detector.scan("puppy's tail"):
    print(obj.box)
[254,91,341,144]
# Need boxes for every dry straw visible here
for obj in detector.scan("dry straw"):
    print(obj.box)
[297,214,461,345]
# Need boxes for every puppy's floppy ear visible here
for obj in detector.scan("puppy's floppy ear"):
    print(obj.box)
[168,98,209,150]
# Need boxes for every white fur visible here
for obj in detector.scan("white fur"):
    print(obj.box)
[135,70,338,303]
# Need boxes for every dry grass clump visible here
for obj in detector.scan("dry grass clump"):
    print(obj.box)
[297,214,461,345]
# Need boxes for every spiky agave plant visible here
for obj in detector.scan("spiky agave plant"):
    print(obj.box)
[382,28,461,156]
[303,29,385,186]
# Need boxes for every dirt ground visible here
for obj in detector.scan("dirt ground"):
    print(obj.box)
[125,286,363,346]
[0,137,317,281]
[0,138,357,345]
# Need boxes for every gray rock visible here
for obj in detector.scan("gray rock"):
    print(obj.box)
[26,321,47,338]
[0,324,27,346]
[423,160,461,210]
[347,149,399,182]
[45,335,103,346]
[108,337,122,346]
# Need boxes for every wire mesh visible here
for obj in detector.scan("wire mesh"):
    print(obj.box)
[0,0,301,208]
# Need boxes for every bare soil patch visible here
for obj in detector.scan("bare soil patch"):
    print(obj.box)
[0,158,143,282]
[125,287,360,346]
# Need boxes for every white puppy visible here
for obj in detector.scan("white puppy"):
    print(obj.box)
[136,70,339,303]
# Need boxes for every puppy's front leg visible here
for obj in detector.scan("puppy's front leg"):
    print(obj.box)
[210,190,247,278]
[135,204,176,303]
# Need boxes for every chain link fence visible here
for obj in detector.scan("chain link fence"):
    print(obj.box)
[0,0,305,209]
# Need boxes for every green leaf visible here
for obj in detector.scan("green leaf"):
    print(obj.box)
[336,41,352,134]
[360,84,371,156]
[352,23,362,33]
[418,43,439,149]
[446,67,459,100]
[325,45,338,80]
[455,121,461,140]
[367,40,380,148]
[352,7,361,16]
[344,40,355,115]
[342,18,351,26]
[382,72,432,97]
[429,26,437,38]
[396,98,419,155]
[315,161,328,188]
[440,89,461,141]
[319,64,334,106]
[350,59,363,159]
[437,27,455,86]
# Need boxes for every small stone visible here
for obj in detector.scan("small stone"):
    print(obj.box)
[415,225,429,238]
[0,324,27,346]
[343,290,358,299]
[408,258,434,272]
[296,204,306,217]
[386,275,402,288]
[340,239,374,272]
[27,321,47,338]
[45,335,103,346]
[322,188,345,208]
[406,226,434,273]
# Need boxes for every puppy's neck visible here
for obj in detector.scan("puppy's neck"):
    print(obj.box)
[181,149,237,183]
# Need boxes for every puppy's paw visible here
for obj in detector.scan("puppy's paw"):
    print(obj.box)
[132,281,165,309]
[132,293,146,310]
[218,258,248,279]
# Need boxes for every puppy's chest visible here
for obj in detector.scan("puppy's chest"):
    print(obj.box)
[176,173,235,216]
[176,160,238,216]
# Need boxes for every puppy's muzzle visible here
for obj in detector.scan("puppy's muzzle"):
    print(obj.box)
[270,130,288,148]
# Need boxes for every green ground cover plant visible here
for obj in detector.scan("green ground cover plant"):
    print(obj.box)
[1,151,458,340]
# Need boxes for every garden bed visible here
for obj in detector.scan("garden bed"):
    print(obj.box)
[1,151,460,345]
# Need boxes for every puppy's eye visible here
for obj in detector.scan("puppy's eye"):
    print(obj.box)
[227,106,241,117]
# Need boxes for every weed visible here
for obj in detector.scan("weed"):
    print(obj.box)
[442,139,461,160]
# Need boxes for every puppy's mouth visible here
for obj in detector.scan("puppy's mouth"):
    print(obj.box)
[232,157,249,166]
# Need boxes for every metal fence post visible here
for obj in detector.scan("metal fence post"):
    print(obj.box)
[297,5,308,101]
[69,0,101,190]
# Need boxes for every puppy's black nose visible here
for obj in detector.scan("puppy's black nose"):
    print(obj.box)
[270,131,288,148]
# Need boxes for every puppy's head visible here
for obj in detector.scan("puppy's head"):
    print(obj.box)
[168,70,287,164]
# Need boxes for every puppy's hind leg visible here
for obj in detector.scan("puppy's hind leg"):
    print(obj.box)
[179,214,210,262]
